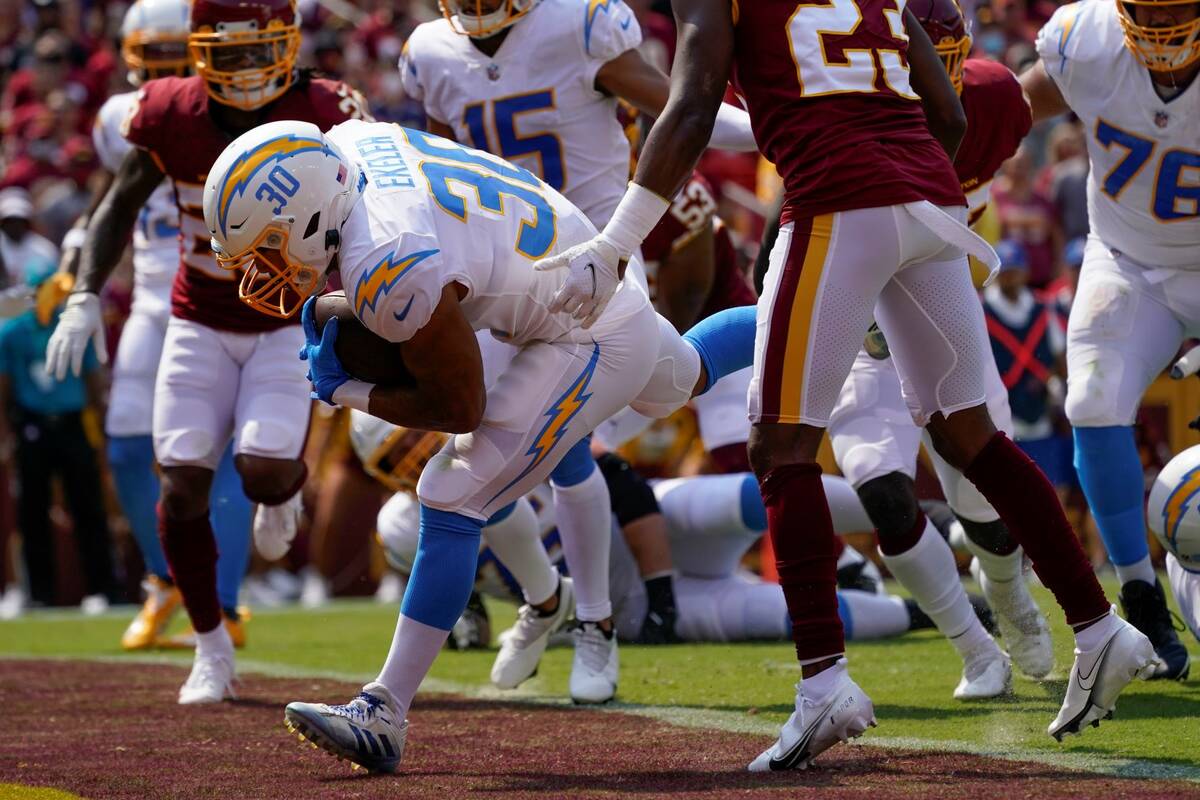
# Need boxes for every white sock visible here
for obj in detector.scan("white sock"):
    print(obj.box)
[880,520,995,660]
[481,497,558,605]
[801,656,848,701]
[1115,555,1156,588]
[195,624,233,658]
[1074,606,1117,652]
[839,590,911,640]
[375,613,450,718]
[552,468,613,621]
[966,540,1023,583]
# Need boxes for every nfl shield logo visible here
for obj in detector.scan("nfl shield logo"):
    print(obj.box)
[487,63,501,81]
[1156,110,1170,128]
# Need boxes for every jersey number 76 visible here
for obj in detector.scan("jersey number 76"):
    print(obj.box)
[1096,119,1200,222]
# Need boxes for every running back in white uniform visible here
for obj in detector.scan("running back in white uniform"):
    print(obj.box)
[1036,0,1200,428]
[329,120,698,520]
[399,0,639,227]
[92,91,181,437]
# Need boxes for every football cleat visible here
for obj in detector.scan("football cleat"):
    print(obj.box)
[448,591,492,651]
[177,651,237,705]
[953,643,1012,700]
[569,620,618,704]
[1119,579,1191,680]
[1048,610,1156,741]
[285,682,408,773]
[974,560,1054,679]
[253,492,303,561]
[158,609,248,649]
[122,575,182,650]
[836,545,884,595]
[749,659,876,771]
[491,577,574,689]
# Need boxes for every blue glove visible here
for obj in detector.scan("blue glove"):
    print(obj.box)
[299,296,350,405]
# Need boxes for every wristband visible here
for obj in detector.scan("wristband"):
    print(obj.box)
[62,227,87,252]
[601,182,671,259]
[332,379,375,413]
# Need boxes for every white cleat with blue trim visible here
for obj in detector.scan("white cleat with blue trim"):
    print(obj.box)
[285,682,408,773]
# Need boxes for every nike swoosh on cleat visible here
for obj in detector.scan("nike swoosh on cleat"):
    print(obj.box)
[586,264,596,298]
[768,714,825,771]
[394,296,415,321]
[1075,636,1116,692]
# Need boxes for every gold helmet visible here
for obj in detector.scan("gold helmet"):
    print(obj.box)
[188,0,301,110]
[1118,0,1200,73]
[438,0,538,38]
[349,410,448,493]
[908,0,972,93]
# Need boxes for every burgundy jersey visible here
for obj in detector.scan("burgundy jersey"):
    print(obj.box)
[124,75,367,332]
[955,59,1032,223]
[641,172,756,317]
[730,0,964,223]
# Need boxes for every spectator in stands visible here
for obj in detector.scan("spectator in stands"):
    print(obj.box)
[0,258,115,614]
[992,145,1063,288]
[982,240,1071,488]
[0,188,55,293]
[1041,121,1089,243]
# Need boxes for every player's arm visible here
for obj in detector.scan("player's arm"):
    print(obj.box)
[594,48,755,151]
[655,223,715,332]
[1019,60,1071,124]
[903,9,966,160]
[60,169,115,277]
[362,285,486,434]
[425,117,457,142]
[76,147,163,294]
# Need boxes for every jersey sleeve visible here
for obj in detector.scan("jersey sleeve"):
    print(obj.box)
[398,38,424,104]
[121,83,166,159]
[580,0,643,88]
[345,236,446,344]
[311,78,374,128]
[1035,1,1110,102]
[92,94,133,173]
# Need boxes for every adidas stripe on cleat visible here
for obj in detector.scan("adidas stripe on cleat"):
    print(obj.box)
[284,681,408,773]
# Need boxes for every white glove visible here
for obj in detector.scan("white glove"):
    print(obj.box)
[46,292,107,379]
[0,286,33,319]
[534,233,621,329]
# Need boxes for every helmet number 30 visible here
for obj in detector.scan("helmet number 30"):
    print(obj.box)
[256,165,300,215]
[787,0,918,99]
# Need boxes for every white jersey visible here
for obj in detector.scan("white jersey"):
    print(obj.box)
[398,0,641,227]
[1036,1,1200,270]
[92,91,180,314]
[330,119,645,346]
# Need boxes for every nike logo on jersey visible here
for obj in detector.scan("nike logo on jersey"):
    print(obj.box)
[586,264,597,298]
[619,13,632,29]
[394,296,415,322]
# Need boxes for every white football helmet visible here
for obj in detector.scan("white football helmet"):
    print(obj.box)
[203,120,361,319]
[120,0,191,85]
[1148,445,1200,573]
[439,0,538,38]
[349,410,448,493]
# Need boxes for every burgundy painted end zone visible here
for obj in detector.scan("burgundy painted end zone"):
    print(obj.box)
[0,660,1195,800]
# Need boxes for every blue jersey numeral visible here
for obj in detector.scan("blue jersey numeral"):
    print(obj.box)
[460,91,565,191]
[1095,118,1200,222]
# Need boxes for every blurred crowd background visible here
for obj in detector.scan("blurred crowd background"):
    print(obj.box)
[0,0,1182,618]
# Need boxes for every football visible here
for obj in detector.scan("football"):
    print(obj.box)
[312,291,416,387]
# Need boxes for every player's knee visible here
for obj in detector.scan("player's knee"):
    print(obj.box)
[856,472,920,545]
[926,405,995,470]
[416,446,493,516]
[105,384,154,438]
[597,453,659,526]
[960,518,1017,556]
[238,406,307,462]
[747,423,821,478]
[159,466,213,520]
[235,455,306,505]
[1064,369,1125,427]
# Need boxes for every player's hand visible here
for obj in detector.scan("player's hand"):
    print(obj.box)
[299,296,350,405]
[0,286,34,319]
[45,292,106,380]
[533,233,621,329]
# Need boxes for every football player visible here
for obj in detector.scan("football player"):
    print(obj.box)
[543,0,1153,768]
[66,0,255,653]
[45,0,371,705]
[821,0,1053,700]
[1020,0,1199,680]
[201,118,714,771]
[399,0,759,690]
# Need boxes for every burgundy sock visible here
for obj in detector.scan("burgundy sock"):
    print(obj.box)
[709,443,751,475]
[760,463,845,662]
[877,511,927,557]
[964,433,1108,625]
[158,504,222,634]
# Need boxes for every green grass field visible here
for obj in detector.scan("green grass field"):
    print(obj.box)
[2,577,1198,780]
